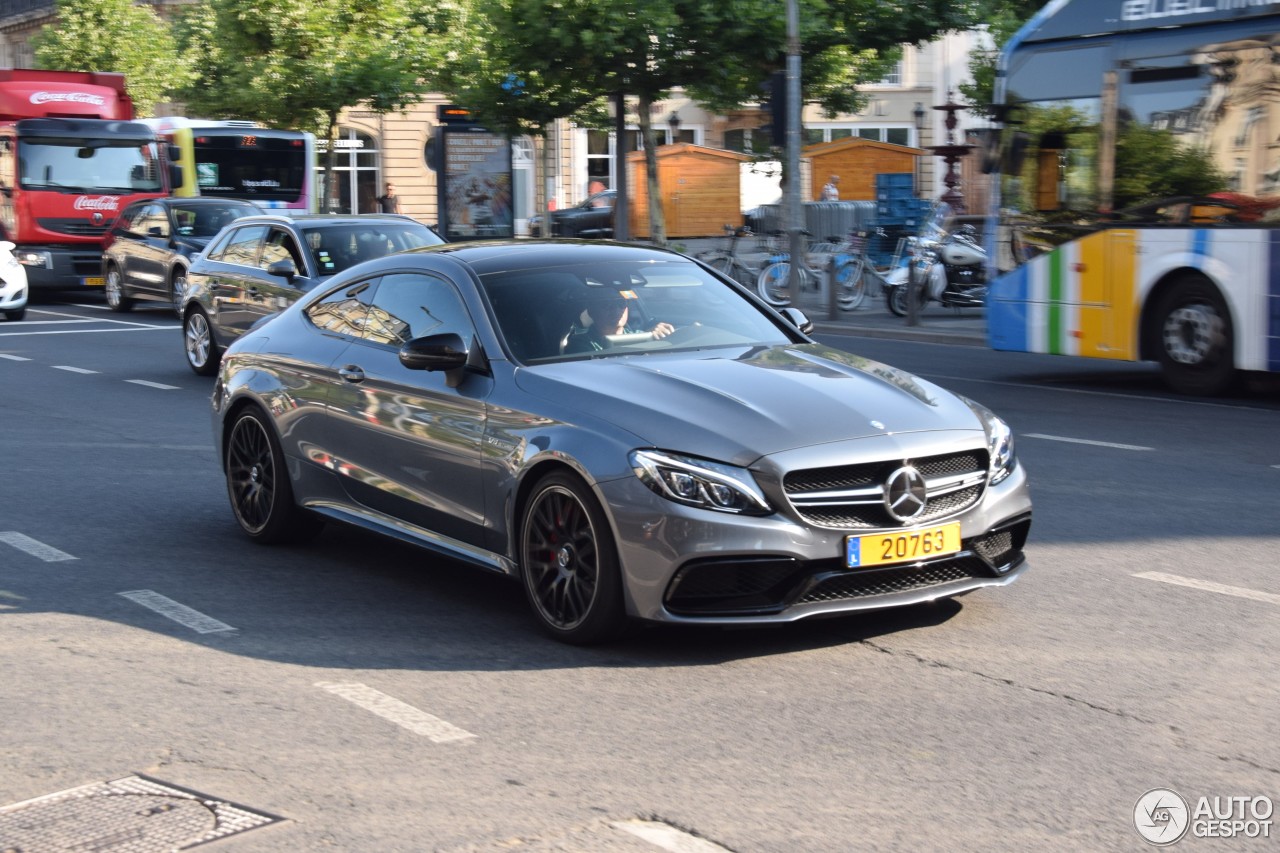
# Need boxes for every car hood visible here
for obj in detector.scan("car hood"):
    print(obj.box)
[514,343,982,464]
[174,235,213,254]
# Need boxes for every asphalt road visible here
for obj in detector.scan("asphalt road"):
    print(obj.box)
[1,296,1276,852]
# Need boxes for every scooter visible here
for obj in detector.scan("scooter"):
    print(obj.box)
[884,203,987,317]
[0,240,28,322]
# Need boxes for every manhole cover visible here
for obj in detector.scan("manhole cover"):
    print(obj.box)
[0,774,285,851]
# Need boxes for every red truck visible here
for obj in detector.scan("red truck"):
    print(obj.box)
[0,69,178,292]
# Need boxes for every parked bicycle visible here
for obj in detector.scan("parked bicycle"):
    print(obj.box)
[755,230,867,311]
[694,224,756,287]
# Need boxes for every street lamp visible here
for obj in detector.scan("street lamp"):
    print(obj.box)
[667,111,681,144]
[913,102,926,198]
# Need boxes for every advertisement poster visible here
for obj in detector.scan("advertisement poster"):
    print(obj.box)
[442,125,513,241]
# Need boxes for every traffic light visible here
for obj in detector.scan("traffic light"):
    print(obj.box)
[760,70,788,148]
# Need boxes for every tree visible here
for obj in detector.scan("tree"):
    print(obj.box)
[956,0,1043,115]
[31,0,193,117]
[174,0,450,211]
[441,0,983,244]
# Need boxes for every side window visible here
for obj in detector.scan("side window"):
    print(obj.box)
[260,228,304,273]
[360,272,472,347]
[305,278,380,338]
[214,225,268,266]
[138,204,169,238]
[113,203,145,236]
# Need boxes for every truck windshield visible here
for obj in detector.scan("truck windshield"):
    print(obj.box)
[18,138,162,193]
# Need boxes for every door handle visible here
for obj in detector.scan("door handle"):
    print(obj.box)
[338,365,365,383]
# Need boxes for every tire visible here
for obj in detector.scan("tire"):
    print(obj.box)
[834,259,867,311]
[224,407,323,544]
[519,470,628,645]
[757,262,792,307]
[4,308,24,322]
[184,308,223,376]
[1153,275,1236,396]
[885,284,909,317]
[170,268,188,319]
[104,265,133,312]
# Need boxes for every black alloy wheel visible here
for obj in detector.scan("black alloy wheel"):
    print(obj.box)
[519,471,627,644]
[225,408,322,544]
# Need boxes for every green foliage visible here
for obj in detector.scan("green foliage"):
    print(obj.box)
[172,0,448,135]
[957,0,1043,115]
[31,0,193,117]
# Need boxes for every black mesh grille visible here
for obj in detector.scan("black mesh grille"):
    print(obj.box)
[665,558,804,615]
[783,449,988,530]
[36,218,111,238]
[798,557,990,604]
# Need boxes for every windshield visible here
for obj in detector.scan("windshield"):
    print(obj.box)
[921,202,953,242]
[18,138,162,193]
[481,257,795,364]
[300,221,445,277]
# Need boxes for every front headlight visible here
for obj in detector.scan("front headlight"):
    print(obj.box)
[961,397,1017,485]
[630,450,772,515]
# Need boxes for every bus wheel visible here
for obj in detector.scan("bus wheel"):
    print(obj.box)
[1154,275,1235,396]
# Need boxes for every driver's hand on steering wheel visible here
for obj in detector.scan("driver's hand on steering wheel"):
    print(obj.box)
[650,321,676,339]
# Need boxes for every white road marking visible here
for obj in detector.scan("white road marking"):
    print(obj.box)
[52,365,99,374]
[0,326,173,337]
[1134,572,1280,607]
[5,319,97,325]
[613,820,734,852]
[0,353,30,361]
[125,379,180,390]
[1022,432,1154,451]
[315,682,476,743]
[0,532,77,562]
[118,590,237,634]
[920,371,1278,412]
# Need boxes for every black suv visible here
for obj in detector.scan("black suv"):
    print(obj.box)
[180,213,444,375]
[103,197,259,317]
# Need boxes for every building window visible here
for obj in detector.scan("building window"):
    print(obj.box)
[879,62,902,86]
[316,128,379,214]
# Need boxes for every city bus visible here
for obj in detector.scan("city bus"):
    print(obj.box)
[144,117,316,213]
[983,0,1280,395]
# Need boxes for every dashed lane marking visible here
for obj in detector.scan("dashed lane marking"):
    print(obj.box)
[315,682,477,743]
[0,532,77,562]
[118,590,237,634]
[613,820,735,852]
[0,353,30,361]
[52,365,99,374]
[1022,432,1154,451]
[1134,572,1280,607]
[125,379,181,390]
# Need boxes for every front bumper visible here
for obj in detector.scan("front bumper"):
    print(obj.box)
[597,453,1033,625]
[0,271,27,311]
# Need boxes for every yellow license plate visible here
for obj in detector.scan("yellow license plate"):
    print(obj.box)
[83,276,104,287]
[847,522,961,569]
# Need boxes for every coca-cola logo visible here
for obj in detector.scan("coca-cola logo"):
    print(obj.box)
[74,196,121,212]
[29,91,109,107]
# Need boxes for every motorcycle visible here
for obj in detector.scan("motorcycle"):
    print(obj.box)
[883,203,988,317]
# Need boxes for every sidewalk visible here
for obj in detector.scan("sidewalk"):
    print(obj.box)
[666,236,987,347]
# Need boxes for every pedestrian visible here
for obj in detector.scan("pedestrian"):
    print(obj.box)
[377,182,400,214]
[821,174,840,201]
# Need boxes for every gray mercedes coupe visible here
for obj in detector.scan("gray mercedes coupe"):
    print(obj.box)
[212,240,1031,644]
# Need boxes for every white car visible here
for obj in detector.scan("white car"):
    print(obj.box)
[0,241,27,321]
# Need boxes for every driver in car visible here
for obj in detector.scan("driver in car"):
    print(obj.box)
[561,291,675,354]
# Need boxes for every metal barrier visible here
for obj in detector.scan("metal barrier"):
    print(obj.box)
[750,201,879,248]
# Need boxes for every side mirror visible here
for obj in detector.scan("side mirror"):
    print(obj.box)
[399,332,468,373]
[266,258,297,281]
[780,306,814,334]
[168,164,183,191]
